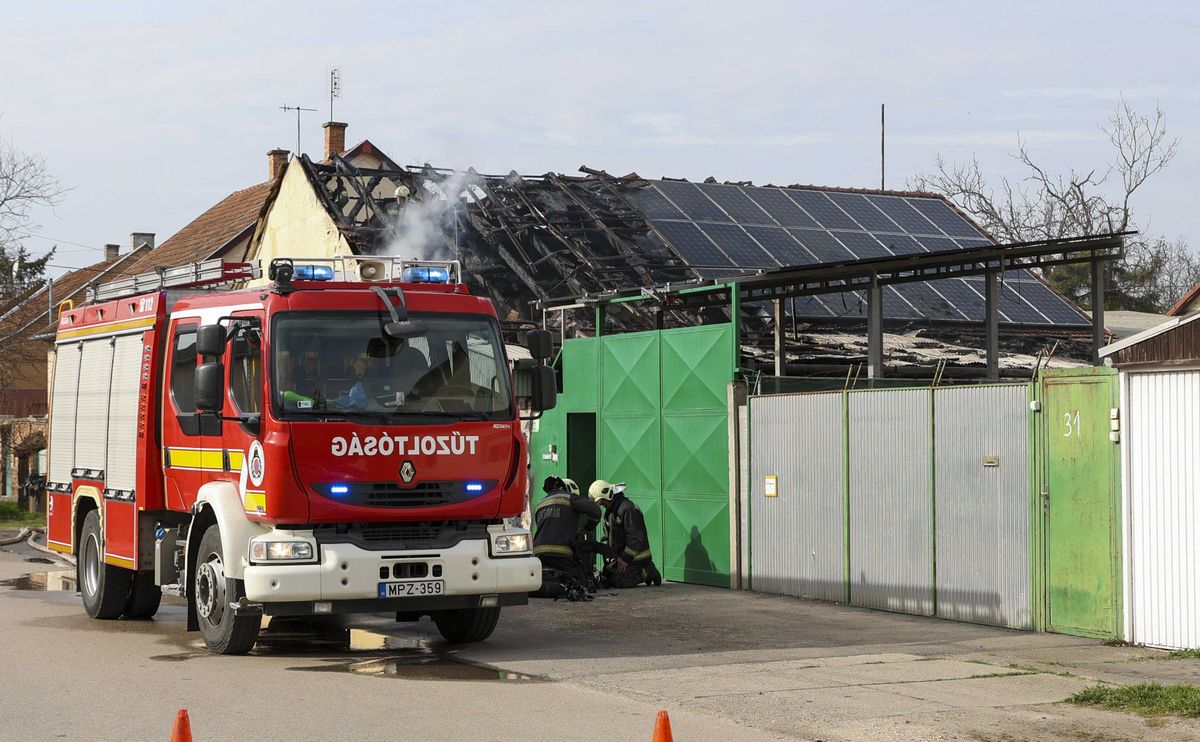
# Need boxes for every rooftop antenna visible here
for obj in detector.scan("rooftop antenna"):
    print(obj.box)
[880,103,886,190]
[329,67,341,121]
[280,104,318,155]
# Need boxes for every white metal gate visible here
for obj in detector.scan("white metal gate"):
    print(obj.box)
[1124,370,1200,649]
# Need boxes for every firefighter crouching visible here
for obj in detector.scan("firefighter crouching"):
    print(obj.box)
[531,476,604,601]
[590,480,663,588]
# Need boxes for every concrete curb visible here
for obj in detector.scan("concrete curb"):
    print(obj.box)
[0,527,32,546]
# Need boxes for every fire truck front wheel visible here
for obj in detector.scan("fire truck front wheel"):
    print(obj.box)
[195,524,260,655]
[432,606,501,643]
[78,510,132,619]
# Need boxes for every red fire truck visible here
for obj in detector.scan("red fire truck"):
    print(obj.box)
[44,256,555,654]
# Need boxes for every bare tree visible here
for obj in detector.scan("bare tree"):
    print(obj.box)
[0,130,62,298]
[910,99,1196,313]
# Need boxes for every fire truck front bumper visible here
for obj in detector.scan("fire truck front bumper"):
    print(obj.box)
[241,526,542,616]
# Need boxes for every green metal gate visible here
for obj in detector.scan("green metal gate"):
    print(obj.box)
[530,324,735,587]
[1037,368,1121,638]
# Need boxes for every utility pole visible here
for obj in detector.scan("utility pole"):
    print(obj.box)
[280,104,318,155]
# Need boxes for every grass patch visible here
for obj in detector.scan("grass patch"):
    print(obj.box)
[1168,648,1200,660]
[0,502,43,529]
[1068,683,1200,718]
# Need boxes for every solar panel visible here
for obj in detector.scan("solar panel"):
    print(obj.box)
[630,180,1088,327]
[625,186,686,220]
[893,281,965,320]
[652,221,734,269]
[825,192,901,233]
[698,223,779,268]
[883,286,923,319]
[866,195,942,234]
[908,199,986,239]
[743,225,815,266]
[700,185,774,225]
[784,189,860,230]
[830,231,893,260]
[787,294,836,317]
[788,228,856,263]
[913,235,961,254]
[654,181,730,222]
[1008,280,1089,324]
[873,234,925,256]
[743,188,820,228]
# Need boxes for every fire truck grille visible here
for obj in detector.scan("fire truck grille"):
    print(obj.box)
[313,481,498,509]
[314,521,493,551]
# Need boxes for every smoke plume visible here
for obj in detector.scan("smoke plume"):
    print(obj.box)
[383,171,482,262]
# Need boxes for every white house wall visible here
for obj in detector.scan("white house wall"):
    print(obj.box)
[248,161,352,283]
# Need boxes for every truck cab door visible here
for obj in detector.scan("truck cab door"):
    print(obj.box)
[162,318,221,511]
[223,312,266,517]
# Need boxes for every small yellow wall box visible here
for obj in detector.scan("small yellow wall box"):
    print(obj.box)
[764,475,778,497]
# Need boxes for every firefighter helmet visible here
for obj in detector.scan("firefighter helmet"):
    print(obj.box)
[589,479,616,502]
[561,478,580,497]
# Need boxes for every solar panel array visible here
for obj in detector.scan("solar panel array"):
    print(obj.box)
[625,181,1088,326]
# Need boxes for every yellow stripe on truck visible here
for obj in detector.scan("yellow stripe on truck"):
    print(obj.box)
[243,491,266,514]
[165,448,245,472]
[56,315,156,342]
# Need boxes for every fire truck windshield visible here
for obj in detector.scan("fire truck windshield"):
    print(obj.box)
[272,311,514,422]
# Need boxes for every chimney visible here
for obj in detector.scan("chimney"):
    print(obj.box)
[131,232,155,251]
[323,121,347,159]
[268,148,290,180]
[104,244,120,262]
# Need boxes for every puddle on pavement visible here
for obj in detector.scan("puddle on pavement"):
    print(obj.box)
[2,569,76,592]
[25,557,55,564]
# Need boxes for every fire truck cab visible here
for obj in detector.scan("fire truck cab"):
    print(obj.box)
[45,257,555,654]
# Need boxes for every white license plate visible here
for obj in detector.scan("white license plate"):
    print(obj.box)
[378,580,444,598]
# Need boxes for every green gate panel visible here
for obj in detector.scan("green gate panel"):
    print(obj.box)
[662,496,730,586]
[1041,369,1120,639]
[662,413,728,495]
[560,337,598,409]
[601,333,660,413]
[599,415,661,495]
[661,325,732,412]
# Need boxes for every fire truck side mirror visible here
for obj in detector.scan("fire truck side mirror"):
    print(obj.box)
[530,365,557,412]
[196,324,226,358]
[525,329,553,361]
[194,361,226,413]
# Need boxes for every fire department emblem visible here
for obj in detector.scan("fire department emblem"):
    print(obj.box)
[399,460,416,484]
[248,441,266,488]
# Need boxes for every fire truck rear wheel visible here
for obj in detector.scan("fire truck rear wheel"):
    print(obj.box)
[78,509,133,620]
[432,606,501,643]
[195,524,260,655]
[124,571,162,619]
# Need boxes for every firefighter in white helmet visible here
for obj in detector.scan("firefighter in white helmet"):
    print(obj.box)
[589,480,662,588]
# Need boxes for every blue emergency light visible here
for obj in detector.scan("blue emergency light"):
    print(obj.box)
[293,264,335,281]
[401,265,451,284]
[465,482,484,493]
[329,484,350,495]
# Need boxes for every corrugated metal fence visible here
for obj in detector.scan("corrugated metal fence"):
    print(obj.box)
[749,384,1032,629]
[1124,370,1200,649]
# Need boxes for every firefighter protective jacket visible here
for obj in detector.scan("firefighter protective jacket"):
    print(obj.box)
[533,490,602,559]
[604,493,652,563]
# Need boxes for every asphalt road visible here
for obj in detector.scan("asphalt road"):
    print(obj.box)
[4,544,1200,741]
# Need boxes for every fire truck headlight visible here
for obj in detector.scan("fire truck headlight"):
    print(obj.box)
[250,540,314,562]
[490,532,530,555]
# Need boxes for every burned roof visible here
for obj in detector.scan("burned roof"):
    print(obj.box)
[297,156,1089,332]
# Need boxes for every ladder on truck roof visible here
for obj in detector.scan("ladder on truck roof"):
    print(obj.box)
[85,259,261,303]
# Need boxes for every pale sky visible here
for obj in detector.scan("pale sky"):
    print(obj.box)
[3,1,1197,277]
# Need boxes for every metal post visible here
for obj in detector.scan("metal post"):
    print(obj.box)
[1091,260,1106,364]
[985,271,1000,380]
[867,276,883,379]
[773,299,785,377]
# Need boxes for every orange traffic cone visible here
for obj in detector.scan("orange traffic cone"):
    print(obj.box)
[651,709,673,742]
[170,708,192,742]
